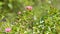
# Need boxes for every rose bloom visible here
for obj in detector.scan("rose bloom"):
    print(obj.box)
[25,6,32,10]
[5,28,11,32]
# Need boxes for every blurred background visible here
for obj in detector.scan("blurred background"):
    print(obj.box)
[0,0,60,34]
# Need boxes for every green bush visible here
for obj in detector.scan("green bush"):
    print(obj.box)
[0,0,60,34]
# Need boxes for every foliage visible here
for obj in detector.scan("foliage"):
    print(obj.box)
[0,0,60,34]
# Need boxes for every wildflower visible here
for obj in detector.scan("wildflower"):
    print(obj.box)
[25,6,32,10]
[5,28,11,32]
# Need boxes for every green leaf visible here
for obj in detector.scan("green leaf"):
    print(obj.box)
[0,2,3,6]
[8,3,13,9]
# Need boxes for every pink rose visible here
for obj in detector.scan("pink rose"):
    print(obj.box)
[25,6,32,10]
[5,28,11,32]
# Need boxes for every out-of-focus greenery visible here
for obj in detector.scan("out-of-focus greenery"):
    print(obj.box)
[0,0,60,34]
